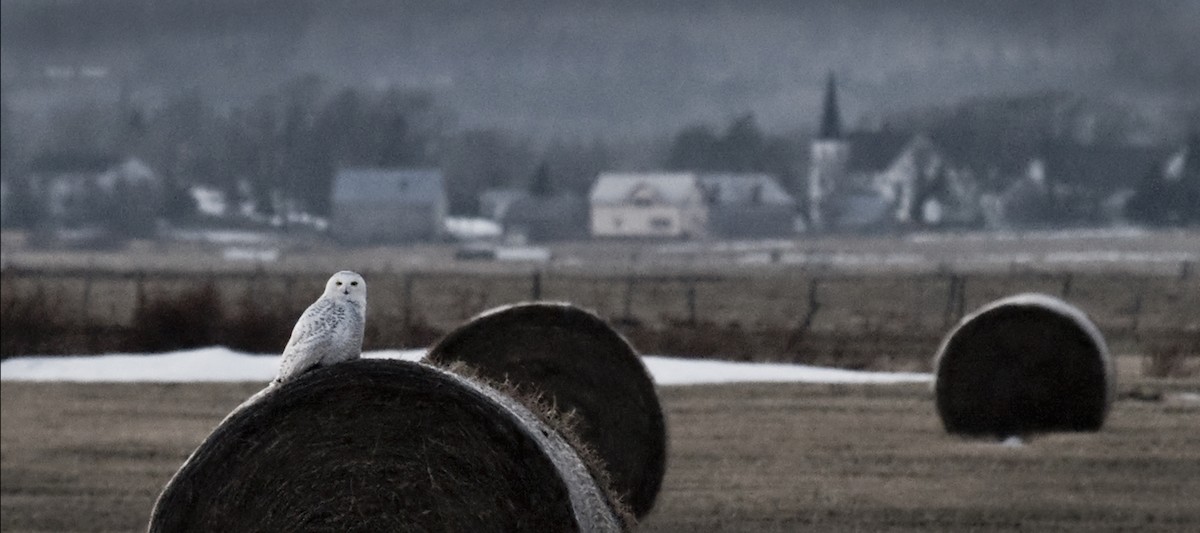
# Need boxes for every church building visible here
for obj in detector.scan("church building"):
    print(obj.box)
[805,75,981,231]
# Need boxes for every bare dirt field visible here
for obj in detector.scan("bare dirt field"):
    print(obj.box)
[3,380,1198,532]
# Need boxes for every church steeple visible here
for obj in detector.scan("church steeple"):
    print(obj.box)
[818,73,843,140]
[806,71,849,230]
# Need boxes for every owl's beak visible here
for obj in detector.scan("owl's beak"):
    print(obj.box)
[343,289,350,295]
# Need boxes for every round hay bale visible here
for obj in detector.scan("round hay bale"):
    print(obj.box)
[426,302,666,519]
[934,293,1115,437]
[148,359,625,532]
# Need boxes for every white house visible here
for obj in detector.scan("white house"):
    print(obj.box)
[589,172,708,238]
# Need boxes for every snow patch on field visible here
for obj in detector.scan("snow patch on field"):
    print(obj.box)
[906,227,1150,243]
[0,348,931,385]
[643,356,930,385]
[444,217,503,240]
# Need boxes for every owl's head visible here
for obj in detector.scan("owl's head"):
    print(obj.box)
[324,270,366,304]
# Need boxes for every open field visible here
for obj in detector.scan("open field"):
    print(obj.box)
[4,228,1199,276]
[3,380,1198,532]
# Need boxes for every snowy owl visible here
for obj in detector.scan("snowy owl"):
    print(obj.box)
[273,271,367,384]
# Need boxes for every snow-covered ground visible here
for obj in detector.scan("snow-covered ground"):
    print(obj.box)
[905,227,1152,243]
[444,217,503,241]
[642,356,929,385]
[0,347,931,386]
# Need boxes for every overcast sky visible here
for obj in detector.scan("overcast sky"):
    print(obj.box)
[3,0,1197,139]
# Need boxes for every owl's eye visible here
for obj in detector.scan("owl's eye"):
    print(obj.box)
[351,281,358,286]
[336,281,343,286]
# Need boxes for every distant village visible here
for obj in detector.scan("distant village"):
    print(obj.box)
[2,76,1197,249]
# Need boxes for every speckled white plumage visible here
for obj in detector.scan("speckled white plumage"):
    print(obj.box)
[273,271,366,384]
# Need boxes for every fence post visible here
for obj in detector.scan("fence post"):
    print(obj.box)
[621,274,636,323]
[685,281,697,327]
[135,271,147,319]
[81,269,93,324]
[1129,283,1144,341]
[942,275,956,328]
[283,275,296,312]
[402,273,414,335]
[956,275,967,320]
[1060,273,1074,299]
[82,268,96,352]
[942,274,967,328]
[530,270,542,301]
[784,277,822,352]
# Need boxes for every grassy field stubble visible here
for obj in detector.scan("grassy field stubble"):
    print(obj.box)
[4,269,1198,371]
[2,379,1198,532]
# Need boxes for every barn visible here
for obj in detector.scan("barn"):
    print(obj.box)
[502,192,589,242]
[699,173,797,238]
[330,168,447,244]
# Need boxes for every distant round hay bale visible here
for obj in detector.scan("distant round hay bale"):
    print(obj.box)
[148,359,625,532]
[934,293,1115,437]
[426,302,666,519]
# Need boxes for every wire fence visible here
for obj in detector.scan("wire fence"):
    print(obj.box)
[3,265,1198,364]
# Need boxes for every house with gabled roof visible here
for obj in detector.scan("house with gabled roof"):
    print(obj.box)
[1131,132,1200,225]
[502,192,589,242]
[990,141,1168,227]
[331,167,447,243]
[19,152,163,237]
[589,172,708,238]
[698,173,797,238]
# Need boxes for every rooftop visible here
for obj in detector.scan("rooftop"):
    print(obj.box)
[332,168,445,204]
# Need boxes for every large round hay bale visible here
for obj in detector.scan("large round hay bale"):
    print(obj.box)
[148,359,625,532]
[426,302,666,519]
[934,293,1115,437]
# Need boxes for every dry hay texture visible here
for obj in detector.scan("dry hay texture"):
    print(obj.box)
[148,359,625,533]
[426,302,667,519]
[934,293,1115,437]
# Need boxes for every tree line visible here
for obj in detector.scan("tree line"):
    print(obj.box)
[1,75,804,230]
[6,73,1190,235]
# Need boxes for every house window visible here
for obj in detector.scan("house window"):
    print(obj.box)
[650,217,672,229]
[630,184,658,206]
[612,216,623,229]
